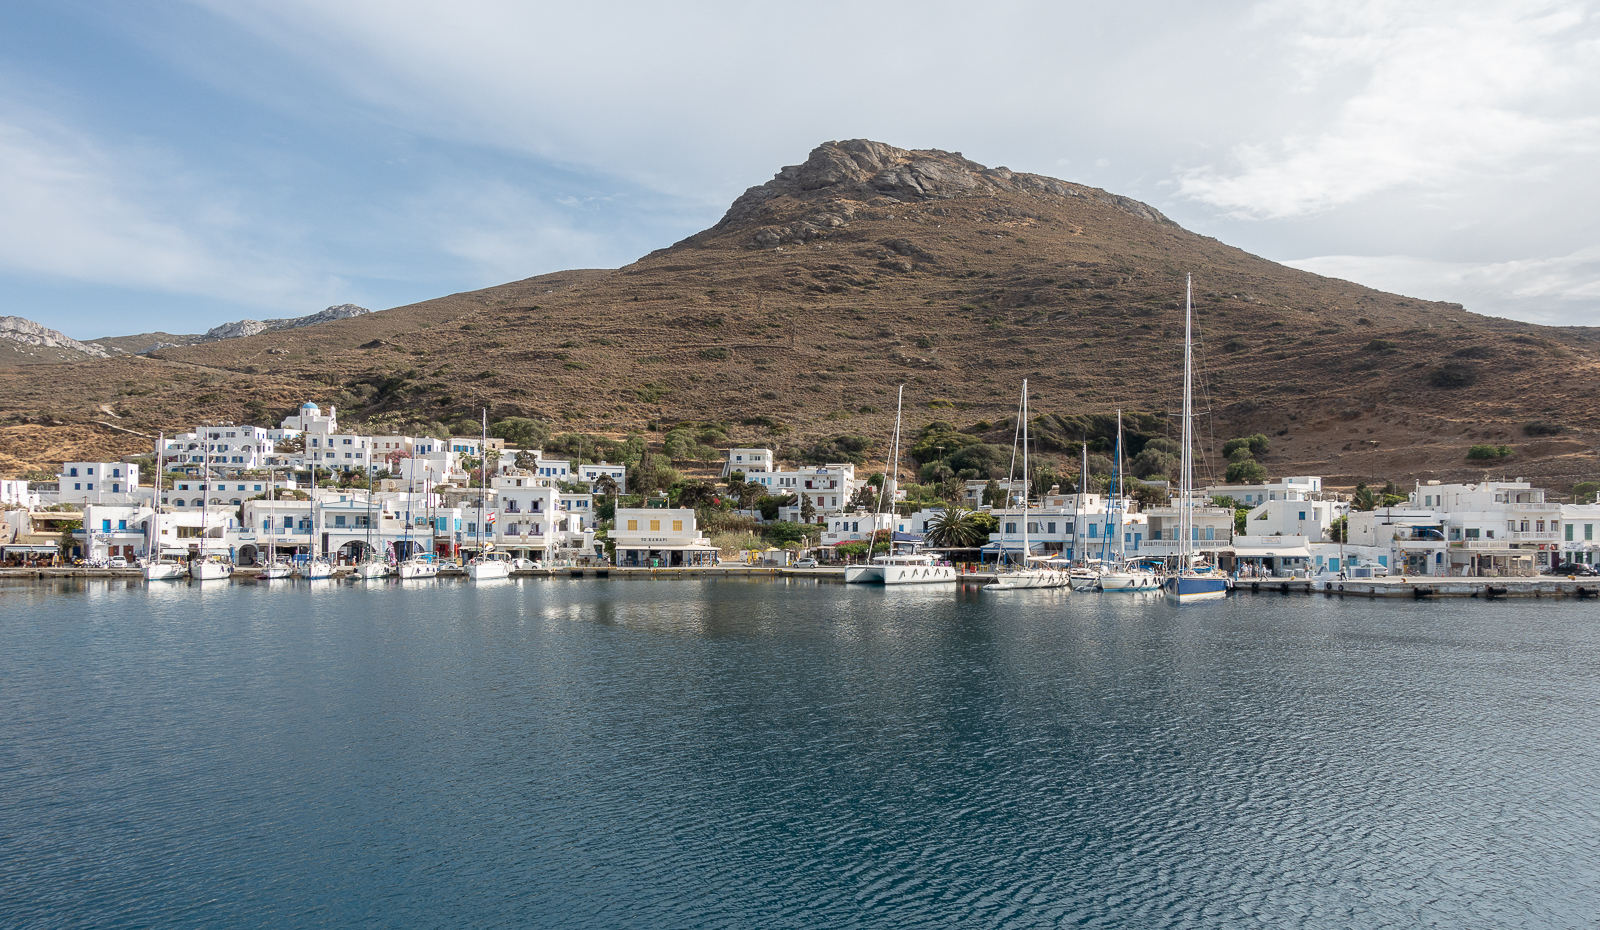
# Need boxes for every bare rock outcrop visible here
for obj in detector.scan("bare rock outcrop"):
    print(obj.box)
[0,316,108,358]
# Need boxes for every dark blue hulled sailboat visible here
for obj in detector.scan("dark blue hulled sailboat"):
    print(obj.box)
[1164,275,1228,604]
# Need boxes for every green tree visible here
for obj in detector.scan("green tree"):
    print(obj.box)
[1573,481,1599,505]
[490,417,550,450]
[1224,458,1267,484]
[801,495,817,523]
[57,519,83,561]
[765,521,813,547]
[1328,515,1349,543]
[1352,483,1377,512]
[981,479,1003,508]
[924,506,990,548]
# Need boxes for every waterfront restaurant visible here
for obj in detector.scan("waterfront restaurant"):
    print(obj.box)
[610,506,719,567]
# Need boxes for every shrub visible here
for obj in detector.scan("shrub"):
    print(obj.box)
[1573,482,1599,505]
[1523,420,1565,436]
[1466,444,1513,460]
[1429,363,1477,388]
[1222,434,1270,459]
[1224,458,1267,483]
[1364,339,1396,352]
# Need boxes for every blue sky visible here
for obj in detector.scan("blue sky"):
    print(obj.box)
[4,0,1597,338]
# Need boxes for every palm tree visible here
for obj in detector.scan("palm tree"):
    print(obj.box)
[924,505,988,548]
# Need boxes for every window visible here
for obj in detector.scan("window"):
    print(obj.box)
[1466,528,1480,539]
[74,483,81,491]
[1005,522,1016,534]
[86,484,94,491]
[102,520,111,532]
[628,520,638,531]
[118,520,126,530]
[672,520,683,532]
[335,516,347,526]
[1047,522,1056,534]
[650,520,660,532]
[1298,511,1307,521]
[87,467,94,475]
[1587,524,1594,541]
[69,468,78,477]
[1537,520,1545,532]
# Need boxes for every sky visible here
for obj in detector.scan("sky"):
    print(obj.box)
[2,0,1597,339]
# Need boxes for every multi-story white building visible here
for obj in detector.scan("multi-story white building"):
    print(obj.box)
[1242,497,1344,542]
[722,447,775,478]
[165,475,297,509]
[1135,496,1234,561]
[0,479,37,509]
[56,462,142,505]
[576,461,627,491]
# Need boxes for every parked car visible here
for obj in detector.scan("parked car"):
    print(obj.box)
[107,556,128,568]
[795,558,819,568]
[1549,562,1598,576]
[510,558,542,571]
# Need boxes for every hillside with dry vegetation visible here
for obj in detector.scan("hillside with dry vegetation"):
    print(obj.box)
[3,139,1598,491]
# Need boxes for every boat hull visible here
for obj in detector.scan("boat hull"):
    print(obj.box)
[468,560,511,580]
[1162,575,1228,602]
[301,561,334,580]
[843,565,884,584]
[355,562,390,579]
[883,563,957,585]
[1101,572,1160,591]
[189,561,233,581]
[258,563,294,579]
[142,561,187,581]
[984,569,1071,590]
[397,560,439,580]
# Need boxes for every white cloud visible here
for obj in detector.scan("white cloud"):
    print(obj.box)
[1181,1,1600,218]
[0,106,336,312]
[1285,248,1600,324]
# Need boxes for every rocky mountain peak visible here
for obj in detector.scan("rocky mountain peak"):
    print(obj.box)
[0,316,108,359]
[712,139,1173,244]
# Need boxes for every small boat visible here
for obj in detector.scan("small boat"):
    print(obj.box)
[354,559,390,579]
[301,558,334,580]
[189,555,234,581]
[1164,275,1228,604]
[142,558,188,581]
[397,553,440,580]
[1100,558,1162,592]
[257,560,294,580]
[467,550,512,580]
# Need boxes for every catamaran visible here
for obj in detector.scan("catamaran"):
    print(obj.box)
[985,379,1070,591]
[843,386,958,586]
[1162,275,1229,604]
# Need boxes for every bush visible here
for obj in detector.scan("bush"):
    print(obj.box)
[1466,444,1513,460]
[1364,339,1396,352]
[1523,420,1565,436]
[1224,458,1267,483]
[490,417,550,449]
[1573,481,1599,505]
[1222,434,1270,459]
[1429,363,1477,389]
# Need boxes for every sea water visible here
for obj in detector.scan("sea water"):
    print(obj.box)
[2,576,1597,928]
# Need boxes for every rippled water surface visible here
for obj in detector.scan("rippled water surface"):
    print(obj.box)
[3,577,1599,928]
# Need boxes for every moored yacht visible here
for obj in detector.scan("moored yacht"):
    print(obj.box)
[397,553,440,580]
[189,554,234,581]
[467,550,512,580]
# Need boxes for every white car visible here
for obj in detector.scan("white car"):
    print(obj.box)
[510,558,542,571]
[795,558,819,568]
[108,556,128,568]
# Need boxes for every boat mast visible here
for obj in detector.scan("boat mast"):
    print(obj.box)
[873,385,904,554]
[1020,379,1030,565]
[151,431,163,560]
[1077,441,1087,565]
[1179,275,1195,570]
[478,408,487,557]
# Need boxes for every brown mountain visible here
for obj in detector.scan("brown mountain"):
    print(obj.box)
[2,138,1598,489]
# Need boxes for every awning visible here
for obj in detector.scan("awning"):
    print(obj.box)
[3,544,59,554]
[1231,546,1312,558]
[980,541,1045,553]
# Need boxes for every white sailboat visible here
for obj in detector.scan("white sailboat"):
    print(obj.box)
[985,379,1070,591]
[301,491,334,579]
[188,433,234,581]
[354,485,390,579]
[467,409,510,581]
[257,467,294,579]
[397,474,439,579]
[142,432,187,581]
[1163,275,1229,604]
[1099,412,1159,592]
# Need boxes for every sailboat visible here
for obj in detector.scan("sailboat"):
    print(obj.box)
[188,431,234,581]
[301,487,334,579]
[1100,411,1159,591]
[467,409,510,581]
[257,466,294,579]
[984,379,1070,591]
[397,472,439,579]
[354,482,390,579]
[142,431,187,580]
[843,385,957,586]
[1162,275,1229,603]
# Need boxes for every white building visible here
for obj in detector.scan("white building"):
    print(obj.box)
[576,461,627,491]
[611,506,718,567]
[1558,503,1600,567]
[723,447,775,477]
[1242,497,1344,541]
[1204,476,1329,507]
[744,463,859,520]
[0,479,37,509]
[56,462,142,505]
